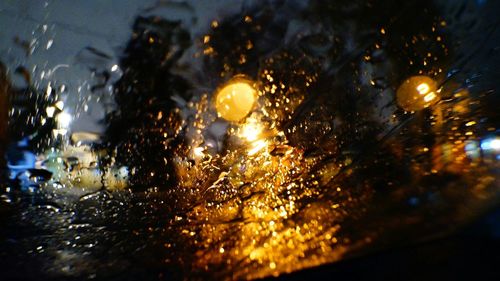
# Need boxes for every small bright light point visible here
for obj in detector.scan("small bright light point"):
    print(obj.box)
[215,78,256,122]
[396,75,439,111]
[481,137,500,151]
[46,106,56,118]
[193,147,205,158]
[423,92,437,102]
[269,262,276,269]
[54,100,64,110]
[248,139,268,156]
[239,120,263,142]
[416,83,430,95]
[492,139,500,150]
[56,111,72,129]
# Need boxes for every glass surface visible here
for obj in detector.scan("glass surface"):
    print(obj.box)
[1,0,499,280]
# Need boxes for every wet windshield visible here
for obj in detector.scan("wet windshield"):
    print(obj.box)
[1,0,499,280]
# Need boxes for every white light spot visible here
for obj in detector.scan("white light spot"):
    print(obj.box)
[416,83,430,95]
[55,100,64,110]
[46,106,56,118]
[481,137,500,151]
[46,39,53,50]
[248,140,267,156]
[193,147,205,158]
[56,111,72,129]
[423,92,437,102]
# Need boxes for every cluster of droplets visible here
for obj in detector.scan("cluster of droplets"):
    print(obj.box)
[154,62,372,278]
[3,2,500,280]
[157,13,500,277]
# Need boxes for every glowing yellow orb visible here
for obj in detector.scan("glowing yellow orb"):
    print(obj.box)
[396,75,439,111]
[215,79,256,122]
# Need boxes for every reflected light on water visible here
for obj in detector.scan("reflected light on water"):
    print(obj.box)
[397,75,439,111]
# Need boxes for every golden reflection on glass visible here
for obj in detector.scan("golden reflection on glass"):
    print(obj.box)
[396,75,439,111]
[238,117,264,142]
[173,71,354,278]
